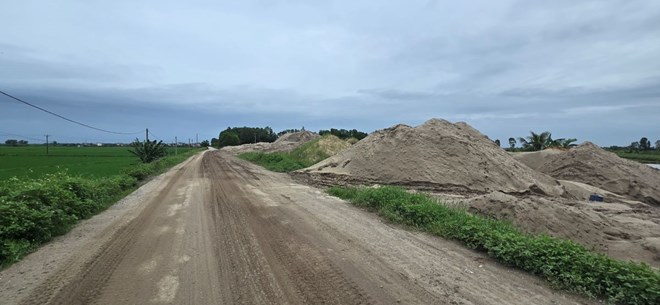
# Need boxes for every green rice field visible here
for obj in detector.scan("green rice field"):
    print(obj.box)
[0,145,194,180]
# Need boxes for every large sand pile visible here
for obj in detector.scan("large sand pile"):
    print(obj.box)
[516,142,660,205]
[294,119,564,196]
[221,131,320,154]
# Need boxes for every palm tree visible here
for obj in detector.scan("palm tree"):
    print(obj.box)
[519,131,552,151]
[129,138,167,163]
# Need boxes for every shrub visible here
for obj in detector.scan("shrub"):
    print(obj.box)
[0,149,200,267]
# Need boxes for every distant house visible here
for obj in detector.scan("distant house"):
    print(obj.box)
[96,143,103,147]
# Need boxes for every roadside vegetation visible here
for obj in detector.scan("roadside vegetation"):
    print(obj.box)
[238,135,350,172]
[0,148,201,267]
[329,186,660,305]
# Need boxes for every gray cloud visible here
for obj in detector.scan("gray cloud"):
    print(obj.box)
[1,0,659,146]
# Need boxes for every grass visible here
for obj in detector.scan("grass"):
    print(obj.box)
[238,135,349,172]
[613,151,660,164]
[0,148,202,267]
[0,145,196,180]
[329,186,660,305]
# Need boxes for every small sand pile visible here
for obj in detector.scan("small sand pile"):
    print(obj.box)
[529,142,660,205]
[275,130,319,144]
[294,119,564,196]
[221,131,320,154]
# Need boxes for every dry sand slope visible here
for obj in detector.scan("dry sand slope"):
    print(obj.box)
[221,130,319,154]
[513,142,660,206]
[0,150,591,305]
[293,119,660,267]
[294,119,564,197]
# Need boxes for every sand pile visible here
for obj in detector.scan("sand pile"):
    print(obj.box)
[522,142,660,205]
[466,192,660,267]
[275,130,319,144]
[294,119,564,196]
[221,131,320,154]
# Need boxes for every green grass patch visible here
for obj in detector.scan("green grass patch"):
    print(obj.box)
[0,146,197,180]
[238,151,308,172]
[0,149,202,267]
[613,151,660,164]
[328,186,660,305]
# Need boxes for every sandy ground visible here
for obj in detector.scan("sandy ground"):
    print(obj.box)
[0,150,593,305]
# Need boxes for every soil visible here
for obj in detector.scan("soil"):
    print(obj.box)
[0,150,591,305]
[295,119,565,197]
[221,130,320,155]
[514,142,660,205]
[292,120,660,267]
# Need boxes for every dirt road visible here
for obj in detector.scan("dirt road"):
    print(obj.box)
[0,150,591,305]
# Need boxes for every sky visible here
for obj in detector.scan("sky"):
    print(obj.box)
[1,0,659,146]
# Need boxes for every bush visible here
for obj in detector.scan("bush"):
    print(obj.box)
[329,186,660,305]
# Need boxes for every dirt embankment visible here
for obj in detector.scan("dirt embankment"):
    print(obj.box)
[514,142,660,205]
[294,119,564,197]
[292,119,660,267]
[221,130,320,154]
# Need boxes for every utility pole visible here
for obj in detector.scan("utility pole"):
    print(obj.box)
[175,136,178,155]
[146,128,149,141]
[45,134,50,155]
[196,133,198,146]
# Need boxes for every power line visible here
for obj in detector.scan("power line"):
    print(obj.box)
[0,131,46,143]
[0,90,143,135]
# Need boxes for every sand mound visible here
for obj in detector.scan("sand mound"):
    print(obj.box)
[221,131,320,154]
[511,149,564,171]
[530,142,660,205]
[275,130,319,144]
[467,192,660,267]
[294,119,564,196]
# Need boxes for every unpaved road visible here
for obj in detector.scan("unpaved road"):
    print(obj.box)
[0,150,591,305]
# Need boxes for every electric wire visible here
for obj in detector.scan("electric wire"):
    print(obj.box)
[0,90,143,135]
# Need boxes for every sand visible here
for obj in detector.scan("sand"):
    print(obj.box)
[295,119,564,197]
[221,130,320,154]
[291,118,660,267]
[515,142,660,205]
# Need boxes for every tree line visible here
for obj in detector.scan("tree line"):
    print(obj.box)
[212,126,369,148]
[212,126,278,147]
[318,128,367,140]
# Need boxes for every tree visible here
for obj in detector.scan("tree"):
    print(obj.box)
[494,139,501,147]
[549,138,578,149]
[630,141,640,152]
[508,137,516,149]
[519,131,552,151]
[200,140,210,147]
[640,137,650,150]
[4,139,18,146]
[219,132,240,147]
[656,140,660,150]
[129,138,167,163]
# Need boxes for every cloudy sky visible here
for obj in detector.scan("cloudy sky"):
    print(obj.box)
[1,0,659,146]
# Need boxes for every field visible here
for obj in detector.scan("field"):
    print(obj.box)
[614,151,660,164]
[0,145,195,180]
